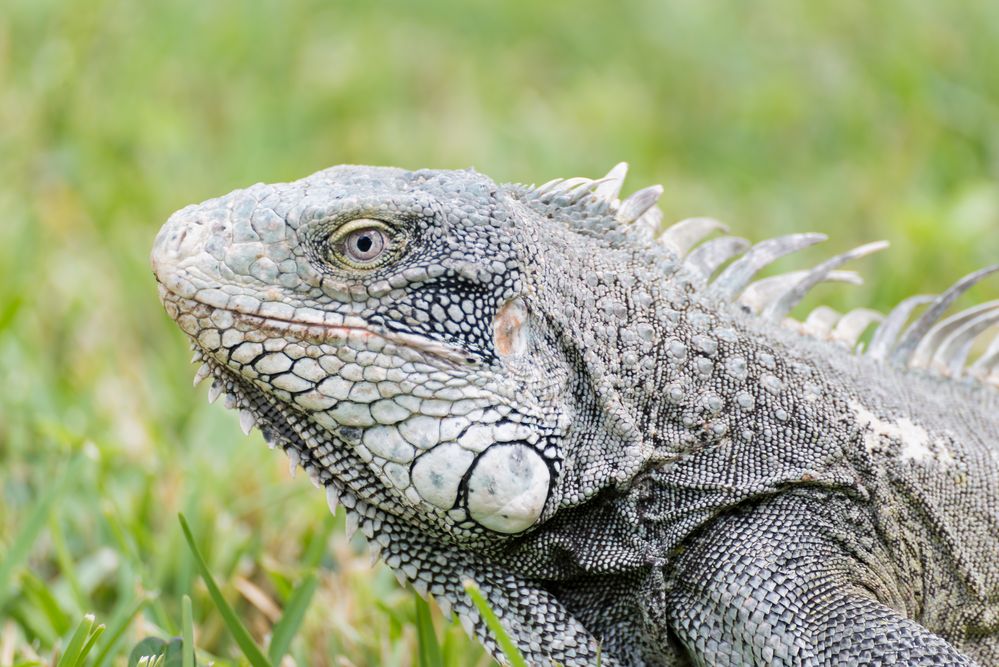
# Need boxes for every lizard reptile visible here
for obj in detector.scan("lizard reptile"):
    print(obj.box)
[151,163,999,666]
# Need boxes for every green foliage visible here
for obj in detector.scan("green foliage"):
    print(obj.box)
[180,596,195,667]
[0,455,80,609]
[57,614,106,667]
[127,637,183,667]
[1,0,997,664]
[266,574,318,666]
[463,582,528,667]
[415,593,444,667]
[177,514,271,667]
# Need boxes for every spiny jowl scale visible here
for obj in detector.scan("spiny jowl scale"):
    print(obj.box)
[153,163,999,666]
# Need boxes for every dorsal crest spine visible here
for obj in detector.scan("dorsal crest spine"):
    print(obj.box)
[523,163,999,388]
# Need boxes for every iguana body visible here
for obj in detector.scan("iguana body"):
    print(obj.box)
[151,164,999,666]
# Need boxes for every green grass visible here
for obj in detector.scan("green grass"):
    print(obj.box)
[1,1,998,664]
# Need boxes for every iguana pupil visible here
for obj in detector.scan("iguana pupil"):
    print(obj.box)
[344,227,384,261]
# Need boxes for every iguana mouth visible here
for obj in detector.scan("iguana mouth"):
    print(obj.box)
[156,282,474,367]
[222,309,473,366]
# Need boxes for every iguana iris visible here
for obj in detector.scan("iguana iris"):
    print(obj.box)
[151,163,999,666]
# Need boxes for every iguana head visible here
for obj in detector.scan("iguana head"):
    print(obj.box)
[151,164,662,543]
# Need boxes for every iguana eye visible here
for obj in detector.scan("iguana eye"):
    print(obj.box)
[332,219,392,268]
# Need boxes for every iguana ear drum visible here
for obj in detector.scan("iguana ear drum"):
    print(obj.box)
[493,297,530,358]
[465,443,550,534]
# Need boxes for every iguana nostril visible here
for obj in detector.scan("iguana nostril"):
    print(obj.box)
[151,216,207,272]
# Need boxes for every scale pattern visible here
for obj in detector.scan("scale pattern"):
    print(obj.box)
[151,163,999,666]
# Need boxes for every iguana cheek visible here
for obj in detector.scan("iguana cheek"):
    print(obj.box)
[465,443,550,534]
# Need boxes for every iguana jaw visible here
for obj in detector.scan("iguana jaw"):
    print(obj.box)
[153,278,562,541]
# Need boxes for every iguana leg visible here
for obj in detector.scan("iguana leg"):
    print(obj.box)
[649,492,978,666]
[548,572,694,666]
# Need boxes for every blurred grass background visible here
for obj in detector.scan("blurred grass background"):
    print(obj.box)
[1,0,998,664]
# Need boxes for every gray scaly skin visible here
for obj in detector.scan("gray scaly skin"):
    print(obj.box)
[151,163,999,666]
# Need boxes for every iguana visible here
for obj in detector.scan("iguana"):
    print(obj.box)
[151,163,999,666]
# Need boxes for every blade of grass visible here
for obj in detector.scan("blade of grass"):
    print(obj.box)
[92,595,149,667]
[440,617,483,667]
[300,514,335,570]
[55,614,95,667]
[414,592,442,667]
[76,622,106,666]
[20,569,72,637]
[99,501,141,575]
[181,595,194,667]
[0,455,80,607]
[177,514,271,667]
[462,581,527,667]
[7,601,59,646]
[266,572,317,666]
[47,515,87,612]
